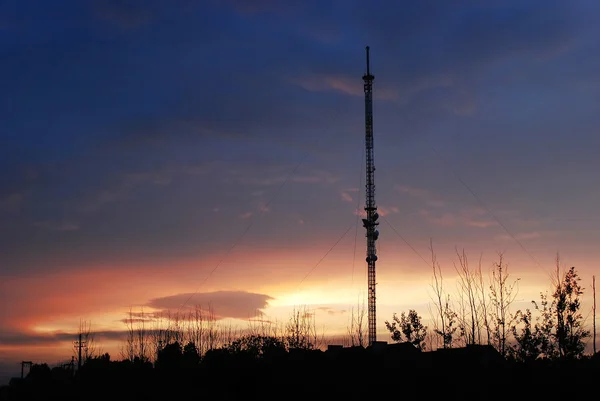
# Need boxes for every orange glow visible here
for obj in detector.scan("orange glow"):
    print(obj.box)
[1,234,598,367]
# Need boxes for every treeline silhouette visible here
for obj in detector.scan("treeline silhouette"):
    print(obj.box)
[1,341,599,401]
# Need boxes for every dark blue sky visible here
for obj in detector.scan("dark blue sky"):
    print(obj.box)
[1,0,600,373]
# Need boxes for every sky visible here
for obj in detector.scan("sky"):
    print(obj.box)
[1,0,600,380]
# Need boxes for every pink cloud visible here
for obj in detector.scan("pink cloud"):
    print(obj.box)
[495,231,560,241]
[419,209,456,227]
[397,185,445,208]
[290,74,398,100]
[419,208,496,228]
[467,220,496,228]
[379,206,399,216]
[341,192,353,203]
[396,185,430,198]
[353,205,398,217]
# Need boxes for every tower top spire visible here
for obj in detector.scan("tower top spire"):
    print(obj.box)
[363,46,374,81]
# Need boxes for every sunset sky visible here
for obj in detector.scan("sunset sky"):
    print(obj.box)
[1,0,600,381]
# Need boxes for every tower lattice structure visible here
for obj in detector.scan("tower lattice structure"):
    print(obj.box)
[361,46,379,346]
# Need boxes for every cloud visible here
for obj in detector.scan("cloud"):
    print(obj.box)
[0,329,127,347]
[0,193,23,212]
[79,163,211,213]
[316,306,346,316]
[146,291,273,320]
[92,0,155,29]
[397,185,445,208]
[419,208,496,229]
[498,232,541,241]
[33,221,80,232]
[352,205,398,218]
[228,165,340,187]
[378,206,399,216]
[495,231,560,242]
[399,185,500,228]
[290,74,398,100]
[340,192,353,203]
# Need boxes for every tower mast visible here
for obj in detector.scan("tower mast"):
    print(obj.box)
[362,46,379,346]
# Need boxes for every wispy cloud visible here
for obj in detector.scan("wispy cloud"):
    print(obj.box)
[229,166,340,187]
[340,191,353,203]
[33,221,80,232]
[495,231,559,241]
[80,163,211,213]
[0,193,23,212]
[419,208,496,229]
[0,329,127,347]
[316,306,346,316]
[290,74,398,101]
[397,184,445,208]
[353,205,398,218]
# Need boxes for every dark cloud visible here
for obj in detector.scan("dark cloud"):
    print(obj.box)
[92,0,156,29]
[146,291,273,320]
[316,307,347,316]
[0,330,127,347]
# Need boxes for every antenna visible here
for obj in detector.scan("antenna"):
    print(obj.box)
[361,46,378,346]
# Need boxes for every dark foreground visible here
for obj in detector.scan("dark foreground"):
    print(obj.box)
[1,344,598,401]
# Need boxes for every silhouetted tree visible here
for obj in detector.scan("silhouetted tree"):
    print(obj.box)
[385,310,427,350]
[511,261,590,362]
[285,305,320,350]
[533,292,558,359]
[489,252,519,357]
[155,341,183,370]
[227,335,286,359]
[429,239,458,349]
[454,248,483,345]
[182,341,201,367]
[475,255,492,345]
[121,307,151,362]
[247,317,279,339]
[510,308,542,362]
[552,261,589,358]
[347,297,367,347]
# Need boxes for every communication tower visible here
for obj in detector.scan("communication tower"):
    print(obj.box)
[362,46,379,346]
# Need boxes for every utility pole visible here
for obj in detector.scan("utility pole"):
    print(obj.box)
[593,275,596,355]
[362,46,380,346]
[74,332,87,372]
